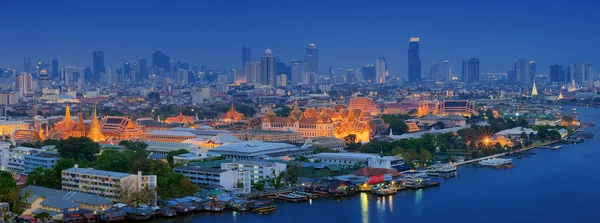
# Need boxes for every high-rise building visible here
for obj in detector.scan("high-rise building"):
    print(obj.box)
[84,67,92,81]
[51,59,59,80]
[245,62,261,85]
[38,69,51,88]
[571,63,584,84]
[550,64,565,83]
[509,59,532,84]
[529,61,536,83]
[428,61,439,81]
[261,48,276,86]
[24,58,31,74]
[105,67,117,84]
[177,69,189,85]
[375,58,387,84]
[584,64,594,87]
[17,72,33,97]
[408,37,422,83]
[361,64,376,83]
[276,74,287,87]
[462,58,480,83]
[242,46,252,69]
[305,43,318,74]
[565,65,572,83]
[276,61,289,78]
[328,66,334,79]
[152,51,170,76]
[123,63,131,80]
[138,58,148,81]
[442,60,451,81]
[92,51,105,82]
[291,60,307,85]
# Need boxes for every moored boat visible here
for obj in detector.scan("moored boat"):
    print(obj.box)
[478,158,513,167]
[550,145,562,150]
[252,202,276,213]
[373,188,397,196]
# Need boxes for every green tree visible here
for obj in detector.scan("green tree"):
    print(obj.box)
[294,156,310,162]
[283,163,300,185]
[156,173,197,199]
[418,150,432,164]
[167,149,190,169]
[0,171,32,214]
[252,180,265,191]
[26,167,61,189]
[275,106,292,117]
[55,137,101,162]
[313,146,337,154]
[94,150,135,173]
[265,169,284,189]
[34,212,50,220]
[53,158,90,174]
[119,140,149,151]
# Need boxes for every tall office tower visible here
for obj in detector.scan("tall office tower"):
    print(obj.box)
[584,64,594,87]
[261,48,277,86]
[123,63,131,80]
[565,65,572,83]
[305,43,318,74]
[375,58,387,84]
[138,58,148,81]
[276,61,289,80]
[105,67,117,84]
[345,69,358,83]
[361,64,376,83]
[509,59,532,84]
[328,66,334,79]
[428,61,439,81]
[442,60,451,81]
[17,72,33,97]
[242,46,252,69]
[571,63,584,84]
[84,67,92,81]
[92,51,105,81]
[152,51,171,75]
[38,69,51,88]
[177,69,188,85]
[51,59,59,80]
[24,58,31,74]
[36,62,50,79]
[245,62,261,85]
[462,58,480,83]
[550,64,565,83]
[529,61,536,83]
[408,37,422,83]
[192,65,199,76]
[276,74,287,87]
[291,60,307,85]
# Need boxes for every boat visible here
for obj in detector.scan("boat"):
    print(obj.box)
[160,207,177,218]
[373,187,397,196]
[399,171,431,188]
[278,193,309,202]
[550,145,562,150]
[504,164,515,169]
[293,191,318,199]
[424,164,457,178]
[252,202,276,213]
[478,158,513,167]
[313,191,331,198]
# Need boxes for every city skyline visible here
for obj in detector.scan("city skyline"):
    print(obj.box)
[1,1,598,75]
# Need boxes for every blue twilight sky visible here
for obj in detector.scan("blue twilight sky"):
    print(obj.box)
[0,0,598,76]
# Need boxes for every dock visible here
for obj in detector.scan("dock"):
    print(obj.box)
[245,189,293,199]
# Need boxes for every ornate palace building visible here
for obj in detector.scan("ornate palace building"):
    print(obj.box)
[261,98,384,142]
[212,105,256,131]
[99,116,143,140]
[164,112,197,127]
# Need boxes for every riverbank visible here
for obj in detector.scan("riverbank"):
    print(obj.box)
[456,140,559,166]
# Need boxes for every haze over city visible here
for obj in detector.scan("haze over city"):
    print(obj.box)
[1,0,598,75]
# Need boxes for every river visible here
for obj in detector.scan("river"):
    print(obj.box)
[151,106,600,223]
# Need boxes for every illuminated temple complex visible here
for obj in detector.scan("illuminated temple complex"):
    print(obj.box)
[164,112,197,127]
[212,105,257,131]
[415,100,475,117]
[261,98,384,142]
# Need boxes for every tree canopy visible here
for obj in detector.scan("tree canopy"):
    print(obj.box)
[56,137,101,162]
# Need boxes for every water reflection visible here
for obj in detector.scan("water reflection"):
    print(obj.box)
[360,192,369,223]
[388,195,393,213]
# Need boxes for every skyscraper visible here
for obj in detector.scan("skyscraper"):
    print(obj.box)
[361,64,376,83]
[105,67,117,84]
[442,60,451,81]
[408,37,422,83]
[428,61,439,81]
[245,62,261,85]
[242,46,252,69]
[123,63,132,80]
[462,58,480,83]
[261,48,276,86]
[24,58,31,74]
[51,59,59,80]
[138,58,148,81]
[550,64,565,83]
[565,65,572,83]
[571,63,584,84]
[584,64,594,87]
[291,60,307,85]
[509,59,532,84]
[84,67,92,81]
[529,61,536,83]
[375,58,387,84]
[152,51,170,76]
[328,66,334,79]
[305,43,318,74]
[92,51,105,81]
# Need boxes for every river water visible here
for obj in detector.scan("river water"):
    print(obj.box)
[151,106,600,223]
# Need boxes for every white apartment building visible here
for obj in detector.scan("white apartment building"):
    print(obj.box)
[0,146,43,173]
[221,160,287,184]
[61,165,157,203]
[313,153,404,170]
[173,165,251,194]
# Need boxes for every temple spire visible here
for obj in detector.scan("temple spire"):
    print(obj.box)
[531,79,538,96]
[64,104,73,124]
[87,105,106,142]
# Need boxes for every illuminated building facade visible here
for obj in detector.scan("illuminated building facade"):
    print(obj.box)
[99,116,143,140]
[164,112,196,127]
[438,100,475,116]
